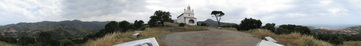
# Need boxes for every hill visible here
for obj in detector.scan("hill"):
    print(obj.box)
[0,20,109,39]
[311,25,361,35]
[197,19,237,27]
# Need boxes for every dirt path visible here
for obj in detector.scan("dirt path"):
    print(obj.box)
[159,28,262,46]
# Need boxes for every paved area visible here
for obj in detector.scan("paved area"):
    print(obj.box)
[160,28,262,46]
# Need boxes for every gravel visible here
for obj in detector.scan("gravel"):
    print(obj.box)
[159,28,262,46]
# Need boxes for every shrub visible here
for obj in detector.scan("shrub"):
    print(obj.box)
[200,23,207,26]
[237,18,262,31]
[314,34,344,45]
[119,21,130,32]
[148,10,172,26]
[179,23,185,27]
[247,29,332,46]
[49,39,59,46]
[60,39,74,46]
[134,20,145,30]
[276,24,310,35]
[262,23,275,32]
[18,36,35,45]
[105,21,120,33]
[37,31,51,45]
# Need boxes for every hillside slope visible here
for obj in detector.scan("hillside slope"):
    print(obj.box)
[0,20,109,39]
[197,19,237,27]
[311,25,361,35]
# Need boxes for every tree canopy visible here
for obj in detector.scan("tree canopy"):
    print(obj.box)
[275,24,311,35]
[211,10,225,27]
[119,21,130,32]
[236,18,262,31]
[262,23,276,32]
[148,10,172,27]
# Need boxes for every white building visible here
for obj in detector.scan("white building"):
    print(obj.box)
[177,6,197,25]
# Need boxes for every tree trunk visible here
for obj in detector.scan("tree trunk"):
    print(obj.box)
[216,16,220,27]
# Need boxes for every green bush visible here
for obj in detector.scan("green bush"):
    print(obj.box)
[119,21,130,32]
[315,34,344,45]
[60,39,74,46]
[276,24,310,35]
[148,10,172,26]
[200,23,207,26]
[262,23,275,32]
[37,31,51,45]
[237,18,262,31]
[18,37,35,45]
[179,23,185,27]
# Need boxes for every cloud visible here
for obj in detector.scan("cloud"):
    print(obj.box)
[60,0,152,22]
[0,0,63,25]
[1,0,361,25]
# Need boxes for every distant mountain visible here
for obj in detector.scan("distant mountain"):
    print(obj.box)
[304,24,357,29]
[0,20,109,39]
[311,25,361,35]
[197,19,237,27]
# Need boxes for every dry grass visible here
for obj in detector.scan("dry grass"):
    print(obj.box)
[207,27,239,31]
[341,41,361,46]
[219,27,238,31]
[0,41,18,46]
[247,29,332,46]
[81,22,207,46]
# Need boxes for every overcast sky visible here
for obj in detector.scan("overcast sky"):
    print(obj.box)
[1,0,361,25]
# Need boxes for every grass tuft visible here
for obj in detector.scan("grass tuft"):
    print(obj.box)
[81,22,207,46]
[342,41,361,46]
[0,41,18,46]
[247,29,332,46]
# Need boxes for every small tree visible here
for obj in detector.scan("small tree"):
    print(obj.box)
[179,23,185,27]
[148,16,159,27]
[238,18,262,31]
[276,24,311,35]
[211,10,225,27]
[200,23,207,26]
[60,39,74,46]
[104,21,120,33]
[18,36,35,45]
[148,10,172,27]
[262,23,276,32]
[37,31,51,46]
[134,20,145,30]
[119,21,130,32]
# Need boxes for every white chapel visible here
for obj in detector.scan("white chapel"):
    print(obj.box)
[177,6,197,25]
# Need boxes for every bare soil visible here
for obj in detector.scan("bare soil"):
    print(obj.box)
[159,28,262,46]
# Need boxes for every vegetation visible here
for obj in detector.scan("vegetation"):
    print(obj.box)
[0,36,17,44]
[148,10,172,27]
[37,31,60,46]
[275,24,311,35]
[235,18,262,31]
[0,41,18,46]
[211,10,225,27]
[197,19,237,27]
[60,39,74,46]
[179,23,185,27]
[314,34,345,45]
[262,23,276,32]
[342,41,361,46]
[85,20,145,40]
[200,23,208,26]
[134,20,145,30]
[119,21,131,32]
[247,29,332,46]
[312,34,361,45]
[18,36,35,45]
[82,22,207,46]
[0,20,108,40]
